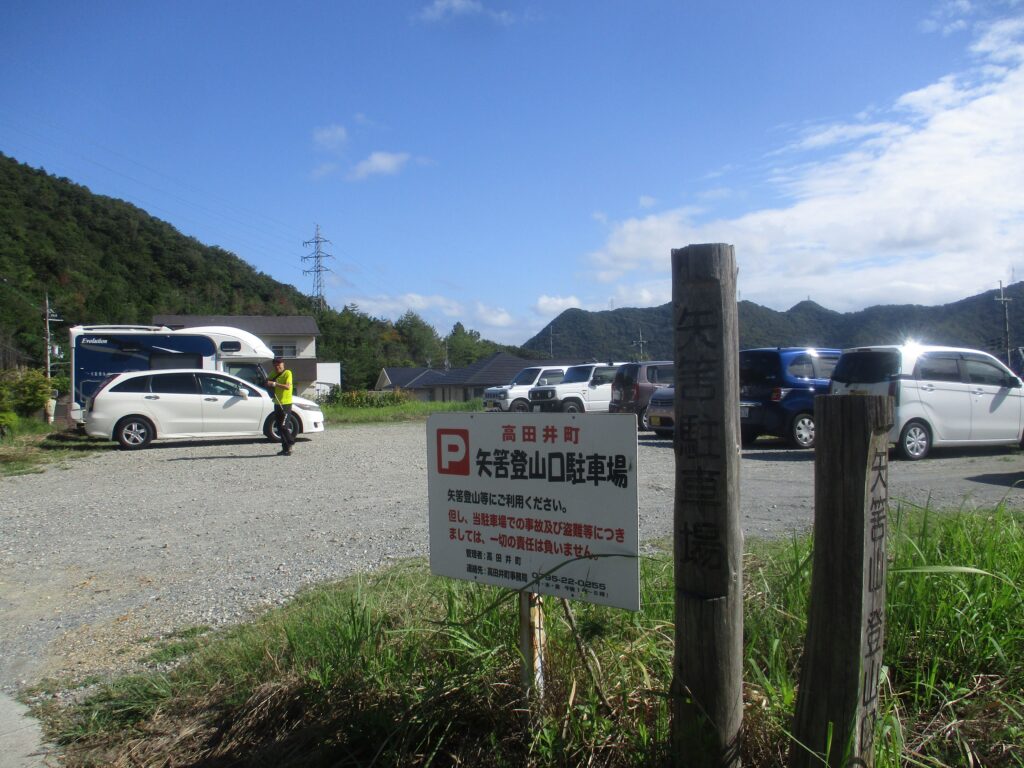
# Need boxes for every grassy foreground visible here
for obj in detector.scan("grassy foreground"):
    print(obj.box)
[0,400,479,477]
[32,504,1023,767]
[0,419,109,477]
[320,397,482,424]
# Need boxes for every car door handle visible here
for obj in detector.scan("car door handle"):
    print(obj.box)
[920,384,935,392]
[144,395,159,400]
[204,397,219,401]
[971,388,985,396]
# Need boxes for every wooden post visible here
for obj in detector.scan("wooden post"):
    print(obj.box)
[791,395,893,768]
[519,591,545,700]
[670,244,744,767]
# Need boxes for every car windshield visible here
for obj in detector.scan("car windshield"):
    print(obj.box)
[511,368,541,386]
[831,350,901,384]
[562,365,595,384]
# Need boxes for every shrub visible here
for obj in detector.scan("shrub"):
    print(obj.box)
[0,368,53,415]
[0,411,16,438]
[321,387,412,408]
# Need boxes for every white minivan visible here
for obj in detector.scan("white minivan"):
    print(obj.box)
[829,344,1024,460]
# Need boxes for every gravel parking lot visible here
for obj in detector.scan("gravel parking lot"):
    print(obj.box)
[3,420,1023,693]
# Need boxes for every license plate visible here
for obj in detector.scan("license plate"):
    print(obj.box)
[532,405,541,412]
[739,407,749,418]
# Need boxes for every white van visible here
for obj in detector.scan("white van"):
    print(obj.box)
[829,344,1024,460]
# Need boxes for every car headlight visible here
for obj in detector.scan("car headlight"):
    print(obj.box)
[293,402,321,412]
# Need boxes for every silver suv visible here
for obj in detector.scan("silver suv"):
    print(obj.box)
[830,344,1024,460]
[528,363,627,413]
[483,366,568,412]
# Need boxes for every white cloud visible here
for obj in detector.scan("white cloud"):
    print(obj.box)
[313,124,348,152]
[534,295,581,316]
[352,292,463,320]
[583,15,1024,314]
[348,151,412,181]
[473,302,514,327]
[416,0,512,24]
[310,161,339,179]
[638,195,657,209]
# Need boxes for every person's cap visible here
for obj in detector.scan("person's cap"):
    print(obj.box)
[272,356,285,363]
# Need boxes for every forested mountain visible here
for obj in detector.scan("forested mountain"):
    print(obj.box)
[4,151,1021,386]
[522,287,1024,363]
[0,153,511,387]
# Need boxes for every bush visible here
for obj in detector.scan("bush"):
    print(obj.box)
[319,387,412,408]
[0,368,53,416]
[0,411,16,438]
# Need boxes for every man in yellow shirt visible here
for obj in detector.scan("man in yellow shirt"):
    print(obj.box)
[267,357,295,456]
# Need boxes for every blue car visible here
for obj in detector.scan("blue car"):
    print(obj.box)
[739,347,841,448]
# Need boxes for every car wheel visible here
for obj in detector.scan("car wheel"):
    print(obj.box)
[788,413,815,449]
[115,416,154,450]
[638,407,651,431]
[562,400,583,413]
[898,420,931,460]
[510,399,530,413]
[264,413,301,442]
[741,427,759,447]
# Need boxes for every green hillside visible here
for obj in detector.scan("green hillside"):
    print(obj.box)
[4,151,1021,383]
[0,153,510,387]
[523,289,1024,363]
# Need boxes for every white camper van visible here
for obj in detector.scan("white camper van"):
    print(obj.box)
[68,324,275,424]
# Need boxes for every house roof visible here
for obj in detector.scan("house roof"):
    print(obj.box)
[152,315,320,336]
[384,353,587,390]
[380,366,436,389]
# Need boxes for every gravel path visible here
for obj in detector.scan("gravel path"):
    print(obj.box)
[2,421,1023,693]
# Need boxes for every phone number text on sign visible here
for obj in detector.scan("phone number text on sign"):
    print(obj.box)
[427,413,640,611]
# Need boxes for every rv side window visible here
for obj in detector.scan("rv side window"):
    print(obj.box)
[220,341,242,353]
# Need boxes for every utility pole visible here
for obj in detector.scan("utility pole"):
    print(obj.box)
[302,224,334,313]
[995,281,1012,366]
[548,325,557,359]
[45,294,52,380]
[631,327,648,360]
[43,294,63,381]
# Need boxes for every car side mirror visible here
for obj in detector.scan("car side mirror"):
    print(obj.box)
[538,378,548,386]
[236,387,249,399]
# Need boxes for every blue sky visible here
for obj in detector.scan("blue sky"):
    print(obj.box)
[2,1,1023,345]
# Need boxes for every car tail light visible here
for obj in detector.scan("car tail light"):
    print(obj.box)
[888,378,900,406]
[770,387,792,402]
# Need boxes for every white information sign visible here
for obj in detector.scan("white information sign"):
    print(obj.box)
[427,412,640,611]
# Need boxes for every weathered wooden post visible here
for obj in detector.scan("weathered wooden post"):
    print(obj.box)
[519,591,545,699]
[670,243,744,767]
[790,395,893,768]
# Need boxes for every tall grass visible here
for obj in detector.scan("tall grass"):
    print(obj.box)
[0,420,107,476]
[321,396,482,425]
[38,506,1024,767]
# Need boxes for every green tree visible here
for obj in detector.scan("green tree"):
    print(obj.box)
[395,310,443,367]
